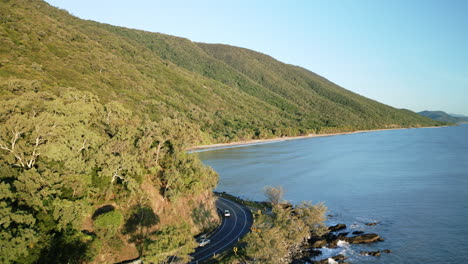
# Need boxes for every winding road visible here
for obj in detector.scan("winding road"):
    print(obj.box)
[188,197,253,263]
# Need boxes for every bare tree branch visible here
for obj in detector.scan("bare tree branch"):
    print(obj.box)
[111,168,124,183]
[76,139,87,153]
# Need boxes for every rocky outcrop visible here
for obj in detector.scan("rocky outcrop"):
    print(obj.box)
[344,233,383,244]
[360,250,381,256]
[360,249,392,256]
[328,224,346,232]
[313,254,349,264]
[293,223,388,263]
[311,239,327,248]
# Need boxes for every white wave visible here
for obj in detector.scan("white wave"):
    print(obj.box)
[337,240,350,248]
[313,240,353,261]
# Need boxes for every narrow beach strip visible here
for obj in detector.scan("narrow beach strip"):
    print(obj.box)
[187,126,442,152]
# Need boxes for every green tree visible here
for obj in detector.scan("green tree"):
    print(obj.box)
[144,222,196,263]
[123,205,160,256]
[242,226,289,263]
[295,201,328,236]
[93,210,124,241]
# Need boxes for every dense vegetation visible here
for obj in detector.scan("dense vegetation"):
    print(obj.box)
[418,111,468,123]
[0,87,218,263]
[0,0,447,263]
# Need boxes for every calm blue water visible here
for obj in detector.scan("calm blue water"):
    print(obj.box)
[196,125,468,263]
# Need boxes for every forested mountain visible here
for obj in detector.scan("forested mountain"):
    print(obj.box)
[1,0,443,145]
[419,111,468,123]
[0,0,446,263]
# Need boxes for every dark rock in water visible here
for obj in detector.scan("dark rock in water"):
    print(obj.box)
[337,232,349,238]
[323,233,337,242]
[365,222,379,226]
[345,233,382,244]
[313,254,348,264]
[358,249,391,256]
[333,254,348,261]
[352,231,364,235]
[325,232,348,248]
[328,224,346,232]
[326,239,340,248]
[360,250,381,256]
[328,214,334,217]
[311,239,327,248]
[309,249,322,257]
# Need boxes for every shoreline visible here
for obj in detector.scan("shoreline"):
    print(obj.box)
[188,126,446,151]
[215,191,389,263]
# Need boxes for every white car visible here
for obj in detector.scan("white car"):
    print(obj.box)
[224,210,231,217]
[198,238,211,247]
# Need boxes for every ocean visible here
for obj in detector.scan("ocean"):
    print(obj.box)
[196,124,468,263]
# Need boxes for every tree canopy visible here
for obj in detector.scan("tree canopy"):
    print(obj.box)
[0,87,217,263]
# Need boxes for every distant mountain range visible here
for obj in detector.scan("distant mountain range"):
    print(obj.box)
[418,111,468,123]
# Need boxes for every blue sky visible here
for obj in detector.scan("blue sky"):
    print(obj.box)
[46,0,468,115]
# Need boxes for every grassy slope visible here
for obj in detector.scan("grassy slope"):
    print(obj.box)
[1,0,444,145]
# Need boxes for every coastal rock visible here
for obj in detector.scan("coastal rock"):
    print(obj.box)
[323,233,337,242]
[333,254,348,261]
[360,250,381,256]
[352,231,364,235]
[326,239,340,248]
[328,224,346,232]
[359,249,391,256]
[365,222,379,226]
[313,254,348,264]
[328,214,334,218]
[311,239,327,248]
[337,232,349,238]
[345,233,382,244]
[292,248,322,264]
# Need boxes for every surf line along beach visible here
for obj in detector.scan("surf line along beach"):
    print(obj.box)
[187,126,446,152]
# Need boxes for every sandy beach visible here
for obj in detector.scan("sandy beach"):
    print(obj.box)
[187,126,441,151]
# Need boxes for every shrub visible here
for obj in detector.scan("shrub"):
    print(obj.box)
[93,210,123,240]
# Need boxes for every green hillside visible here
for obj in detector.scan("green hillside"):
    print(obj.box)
[1,0,443,145]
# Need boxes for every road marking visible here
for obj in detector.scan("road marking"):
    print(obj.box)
[214,198,249,251]
[191,198,238,256]
[190,197,251,263]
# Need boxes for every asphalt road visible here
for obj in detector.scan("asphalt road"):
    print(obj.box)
[188,197,253,263]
